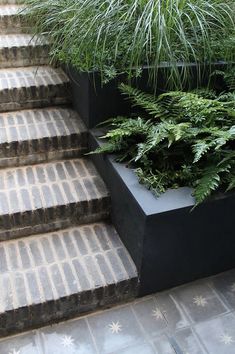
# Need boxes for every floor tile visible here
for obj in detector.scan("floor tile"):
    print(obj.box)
[171,281,227,323]
[152,334,176,354]
[154,292,189,331]
[39,318,96,354]
[173,328,207,354]
[132,297,167,338]
[1,269,235,354]
[108,342,156,354]
[0,332,40,354]
[195,313,235,354]
[209,269,235,309]
[87,305,144,354]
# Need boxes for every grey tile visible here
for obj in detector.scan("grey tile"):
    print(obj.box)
[88,305,144,353]
[108,342,156,354]
[171,282,227,323]
[154,292,189,331]
[152,334,176,354]
[132,297,167,338]
[173,328,207,354]
[209,269,235,309]
[195,313,235,354]
[0,332,40,354]
[39,318,96,354]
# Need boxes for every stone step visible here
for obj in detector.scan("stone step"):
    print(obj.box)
[0,66,71,112]
[0,5,27,34]
[0,158,110,240]
[0,221,138,337]
[0,0,23,4]
[0,107,87,168]
[0,34,48,68]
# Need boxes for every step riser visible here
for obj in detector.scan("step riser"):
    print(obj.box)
[0,198,110,241]
[0,131,87,168]
[0,44,49,68]
[0,107,88,168]
[0,148,87,168]
[0,66,71,112]
[0,20,27,35]
[0,12,27,34]
[0,84,71,112]
[0,279,138,338]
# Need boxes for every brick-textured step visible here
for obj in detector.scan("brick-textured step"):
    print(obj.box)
[0,0,23,4]
[0,107,87,168]
[0,222,138,336]
[0,34,48,68]
[0,158,110,240]
[0,5,27,34]
[0,66,71,112]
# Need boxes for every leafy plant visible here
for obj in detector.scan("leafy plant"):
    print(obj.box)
[24,0,235,89]
[92,80,235,205]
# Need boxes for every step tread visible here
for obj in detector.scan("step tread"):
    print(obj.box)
[0,66,69,90]
[0,33,47,48]
[0,221,138,332]
[0,66,70,111]
[0,107,86,145]
[0,4,23,15]
[0,222,137,313]
[0,107,87,166]
[0,158,108,217]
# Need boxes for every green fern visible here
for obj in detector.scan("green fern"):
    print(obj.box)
[193,163,231,204]
[92,71,235,205]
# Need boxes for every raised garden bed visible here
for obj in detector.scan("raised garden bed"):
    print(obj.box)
[65,63,226,128]
[90,129,235,296]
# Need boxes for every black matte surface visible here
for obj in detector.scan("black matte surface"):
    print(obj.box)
[90,130,235,296]
[65,63,227,129]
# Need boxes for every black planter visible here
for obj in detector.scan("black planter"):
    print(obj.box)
[89,129,235,296]
[65,62,227,129]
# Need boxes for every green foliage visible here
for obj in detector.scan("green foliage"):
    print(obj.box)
[93,78,235,205]
[24,0,235,89]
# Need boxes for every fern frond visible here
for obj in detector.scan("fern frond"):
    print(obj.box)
[193,167,221,204]
[93,82,235,205]
[226,176,235,191]
[119,84,165,119]
[192,141,211,163]
[193,163,231,204]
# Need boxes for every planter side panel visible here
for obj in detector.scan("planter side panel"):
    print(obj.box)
[66,67,131,128]
[89,132,146,272]
[66,63,228,128]
[141,196,235,295]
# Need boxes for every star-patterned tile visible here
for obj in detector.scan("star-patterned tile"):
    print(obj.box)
[194,313,235,354]
[171,281,228,323]
[108,342,156,354]
[210,269,235,310]
[0,269,235,354]
[39,317,96,354]
[0,332,40,354]
[173,328,207,354]
[87,304,144,353]
[154,291,189,330]
[131,297,167,338]
[152,334,176,354]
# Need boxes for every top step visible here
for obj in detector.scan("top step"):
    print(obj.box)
[0,5,27,34]
[0,0,23,4]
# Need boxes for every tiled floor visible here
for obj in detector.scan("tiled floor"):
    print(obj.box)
[1,268,235,354]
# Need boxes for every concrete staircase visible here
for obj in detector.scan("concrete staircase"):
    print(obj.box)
[0,2,138,337]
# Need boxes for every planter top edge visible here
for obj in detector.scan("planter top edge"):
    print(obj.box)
[109,155,195,215]
[91,129,195,215]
